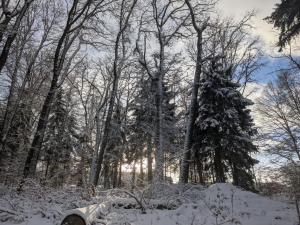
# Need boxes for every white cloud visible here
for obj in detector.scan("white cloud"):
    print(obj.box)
[217,0,281,53]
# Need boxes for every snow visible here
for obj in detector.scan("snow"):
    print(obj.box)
[63,203,109,225]
[0,182,298,225]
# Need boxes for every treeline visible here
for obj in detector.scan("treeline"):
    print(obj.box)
[1,0,290,191]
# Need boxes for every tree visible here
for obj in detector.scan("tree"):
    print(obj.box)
[42,89,77,187]
[179,0,212,184]
[180,9,260,184]
[257,72,300,163]
[0,0,58,168]
[130,65,179,184]
[0,95,33,183]
[0,0,35,74]
[23,0,107,177]
[0,0,264,190]
[265,0,300,50]
[194,57,257,189]
[280,163,300,224]
[92,0,138,185]
[129,72,154,183]
[135,0,189,182]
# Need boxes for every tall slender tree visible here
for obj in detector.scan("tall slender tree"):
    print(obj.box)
[179,0,211,184]
[92,0,138,185]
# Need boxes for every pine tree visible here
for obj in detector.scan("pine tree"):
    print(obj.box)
[194,58,258,190]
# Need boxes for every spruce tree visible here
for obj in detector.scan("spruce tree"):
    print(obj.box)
[0,98,33,183]
[130,74,177,183]
[194,58,258,190]
[265,0,300,49]
[42,90,77,187]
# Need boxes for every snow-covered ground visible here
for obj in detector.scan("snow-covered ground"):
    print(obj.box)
[0,181,298,225]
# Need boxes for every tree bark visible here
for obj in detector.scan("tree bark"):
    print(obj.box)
[214,148,225,183]
[147,137,153,182]
[112,160,119,188]
[103,163,110,189]
[179,33,202,183]
[195,150,204,184]
[179,0,207,183]
[153,75,164,182]
[139,153,144,186]
[93,76,119,185]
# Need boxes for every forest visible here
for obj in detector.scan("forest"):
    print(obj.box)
[0,0,300,225]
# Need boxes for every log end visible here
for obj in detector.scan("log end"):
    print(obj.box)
[61,214,86,225]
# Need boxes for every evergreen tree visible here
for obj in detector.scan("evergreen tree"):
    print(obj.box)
[265,0,300,49]
[128,74,156,184]
[0,97,33,183]
[194,58,258,190]
[130,73,177,182]
[42,90,77,187]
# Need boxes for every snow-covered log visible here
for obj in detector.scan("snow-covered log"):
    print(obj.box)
[61,203,109,225]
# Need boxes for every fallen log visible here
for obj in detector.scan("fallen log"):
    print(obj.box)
[60,203,109,225]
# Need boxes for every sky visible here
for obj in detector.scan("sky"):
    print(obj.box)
[218,0,284,84]
[218,0,280,49]
[217,0,284,168]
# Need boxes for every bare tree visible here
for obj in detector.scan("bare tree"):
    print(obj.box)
[92,0,138,185]
[0,0,35,74]
[257,72,300,163]
[23,0,108,177]
[0,0,58,153]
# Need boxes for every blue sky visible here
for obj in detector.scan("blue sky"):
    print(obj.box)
[218,0,299,84]
[254,57,292,83]
[217,0,300,168]
[217,0,279,76]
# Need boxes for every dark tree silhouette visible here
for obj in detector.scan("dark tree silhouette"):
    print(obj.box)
[265,0,300,50]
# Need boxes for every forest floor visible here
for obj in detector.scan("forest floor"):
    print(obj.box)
[0,180,298,225]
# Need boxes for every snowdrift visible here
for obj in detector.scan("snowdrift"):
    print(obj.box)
[0,183,298,225]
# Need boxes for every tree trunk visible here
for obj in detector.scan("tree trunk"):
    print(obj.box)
[0,39,25,173]
[153,75,164,182]
[92,78,119,185]
[214,148,225,183]
[23,69,60,177]
[139,154,144,186]
[179,3,204,183]
[77,152,86,187]
[0,16,12,43]
[131,160,136,190]
[153,30,166,182]
[89,112,102,183]
[295,198,300,225]
[103,163,110,189]
[147,137,153,183]
[118,160,122,187]
[112,160,118,188]
[195,151,204,184]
